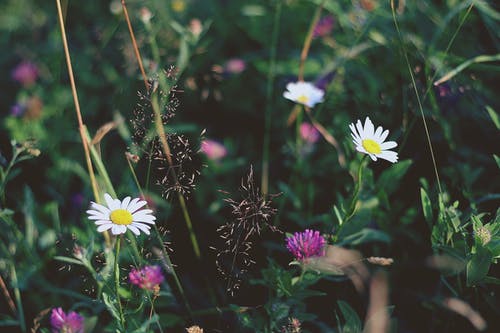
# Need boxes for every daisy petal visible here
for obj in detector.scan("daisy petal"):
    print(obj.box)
[97,224,113,232]
[95,220,112,226]
[90,202,110,215]
[364,117,375,137]
[121,196,131,210]
[380,141,397,150]
[111,225,127,235]
[379,151,398,163]
[128,200,148,214]
[132,223,151,235]
[127,225,141,236]
[379,129,389,143]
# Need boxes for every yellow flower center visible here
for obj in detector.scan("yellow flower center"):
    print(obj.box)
[110,209,133,225]
[171,0,185,12]
[297,95,309,104]
[362,139,381,154]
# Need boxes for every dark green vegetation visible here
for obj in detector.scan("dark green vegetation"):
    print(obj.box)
[0,0,499,332]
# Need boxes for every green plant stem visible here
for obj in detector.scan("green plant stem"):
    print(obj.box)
[390,0,443,195]
[126,158,193,317]
[114,237,125,331]
[343,156,366,226]
[261,0,282,196]
[10,265,25,333]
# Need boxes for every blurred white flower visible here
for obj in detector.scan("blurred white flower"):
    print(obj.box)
[283,81,324,108]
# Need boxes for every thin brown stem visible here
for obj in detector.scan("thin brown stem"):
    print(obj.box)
[298,2,324,81]
[55,0,110,246]
[121,0,149,88]
[0,274,16,314]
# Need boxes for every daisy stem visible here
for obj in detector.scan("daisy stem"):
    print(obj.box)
[344,156,366,225]
[261,0,282,197]
[114,236,126,331]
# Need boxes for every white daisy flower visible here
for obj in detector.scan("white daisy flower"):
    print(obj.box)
[87,193,156,236]
[283,81,324,108]
[349,116,399,163]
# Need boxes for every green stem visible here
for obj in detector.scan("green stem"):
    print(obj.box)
[114,237,125,330]
[126,158,193,317]
[343,157,366,226]
[261,0,282,196]
[10,265,25,333]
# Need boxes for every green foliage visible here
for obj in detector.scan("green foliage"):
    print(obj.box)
[0,0,498,332]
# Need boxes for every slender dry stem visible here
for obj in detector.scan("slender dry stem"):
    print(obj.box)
[121,0,149,87]
[55,0,111,246]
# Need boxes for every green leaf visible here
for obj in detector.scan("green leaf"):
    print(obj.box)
[494,155,500,170]
[434,53,500,85]
[420,188,433,228]
[333,204,344,226]
[466,246,493,286]
[337,300,362,333]
[102,292,121,322]
[337,228,390,246]
[486,106,500,129]
[376,160,412,195]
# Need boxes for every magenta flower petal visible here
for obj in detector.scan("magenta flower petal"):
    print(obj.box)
[129,265,165,291]
[286,229,326,260]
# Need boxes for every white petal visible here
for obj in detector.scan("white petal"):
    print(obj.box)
[121,196,131,210]
[356,146,367,154]
[128,200,148,214]
[87,211,108,220]
[369,153,377,161]
[132,223,151,235]
[374,126,383,138]
[127,225,141,235]
[379,129,389,143]
[104,194,120,210]
[364,117,375,137]
[379,151,398,163]
[111,225,127,235]
[97,224,113,232]
[90,202,110,215]
[94,220,112,225]
[283,91,296,101]
[132,214,156,224]
[380,141,397,150]
[356,119,365,139]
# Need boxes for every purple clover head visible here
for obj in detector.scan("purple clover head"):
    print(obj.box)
[129,265,165,291]
[286,229,326,260]
[11,61,39,86]
[50,307,84,333]
[313,15,334,38]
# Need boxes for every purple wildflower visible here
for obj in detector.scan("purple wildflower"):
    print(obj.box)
[10,103,26,117]
[50,307,84,333]
[200,139,227,161]
[224,58,246,74]
[313,15,334,38]
[11,61,39,86]
[300,123,320,144]
[286,229,326,260]
[129,265,165,291]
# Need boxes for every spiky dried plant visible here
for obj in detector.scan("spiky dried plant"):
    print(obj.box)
[130,72,200,199]
[215,166,280,295]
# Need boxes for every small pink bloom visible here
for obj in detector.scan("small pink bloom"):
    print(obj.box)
[300,123,320,144]
[200,139,227,161]
[313,15,334,38]
[224,58,246,74]
[129,265,165,291]
[189,19,203,37]
[12,61,39,86]
[50,307,84,333]
[286,229,326,260]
